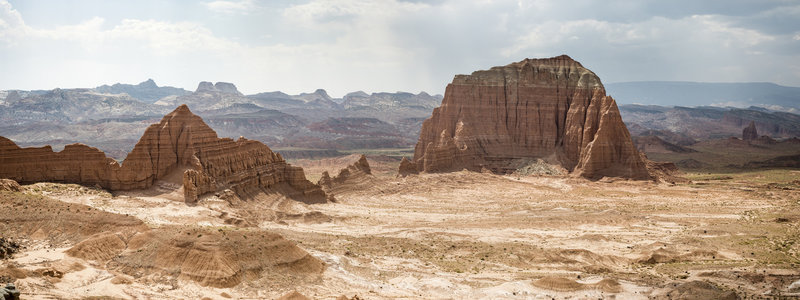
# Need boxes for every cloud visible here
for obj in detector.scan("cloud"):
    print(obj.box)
[694,15,774,47]
[1,0,799,95]
[0,0,28,43]
[1,13,236,56]
[203,0,258,15]
[105,19,238,55]
[283,0,429,33]
[504,14,775,57]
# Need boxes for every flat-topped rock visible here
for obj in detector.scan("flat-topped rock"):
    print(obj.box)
[407,55,650,180]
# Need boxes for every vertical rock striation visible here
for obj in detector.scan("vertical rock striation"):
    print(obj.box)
[0,105,327,203]
[408,55,650,180]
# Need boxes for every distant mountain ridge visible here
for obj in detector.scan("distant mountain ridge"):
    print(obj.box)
[1,80,443,159]
[4,79,798,161]
[95,79,191,103]
[620,104,800,142]
[606,81,800,113]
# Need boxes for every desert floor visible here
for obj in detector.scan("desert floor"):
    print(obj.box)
[2,159,800,299]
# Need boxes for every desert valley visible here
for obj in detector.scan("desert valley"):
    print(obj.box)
[1,54,799,300]
[3,1,800,299]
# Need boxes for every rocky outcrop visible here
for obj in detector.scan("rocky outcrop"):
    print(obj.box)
[0,237,20,259]
[642,154,689,184]
[317,155,372,190]
[0,105,327,203]
[195,81,242,95]
[409,55,650,180]
[0,179,20,192]
[1,283,20,300]
[0,138,120,188]
[741,121,779,144]
[743,121,758,141]
[398,157,419,176]
[96,227,325,288]
[318,171,333,189]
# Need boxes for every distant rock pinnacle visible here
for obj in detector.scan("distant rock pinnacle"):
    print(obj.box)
[742,121,758,141]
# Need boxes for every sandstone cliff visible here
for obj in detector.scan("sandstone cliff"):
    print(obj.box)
[408,55,650,180]
[0,105,327,203]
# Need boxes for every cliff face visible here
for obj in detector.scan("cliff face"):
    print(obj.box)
[0,105,327,203]
[409,55,650,180]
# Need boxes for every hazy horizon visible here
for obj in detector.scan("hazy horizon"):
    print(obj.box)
[2,0,799,96]
[8,77,800,101]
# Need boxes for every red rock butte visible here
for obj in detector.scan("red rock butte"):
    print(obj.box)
[0,104,327,203]
[406,55,650,180]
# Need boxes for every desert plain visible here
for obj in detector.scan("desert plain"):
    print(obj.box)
[1,154,799,299]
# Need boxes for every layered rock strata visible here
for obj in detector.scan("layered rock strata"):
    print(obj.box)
[317,155,372,191]
[407,55,650,179]
[0,105,327,203]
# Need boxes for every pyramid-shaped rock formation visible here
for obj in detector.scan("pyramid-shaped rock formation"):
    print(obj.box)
[742,121,758,141]
[406,55,650,180]
[0,105,327,203]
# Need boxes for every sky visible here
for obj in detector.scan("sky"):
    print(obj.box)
[1,0,799,96]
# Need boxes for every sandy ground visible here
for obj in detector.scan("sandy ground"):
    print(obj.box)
[3,162,800,299]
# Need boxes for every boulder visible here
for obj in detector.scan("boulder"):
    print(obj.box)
[1,283,20,300]
[0,237,20,259]
[408,55,650,180]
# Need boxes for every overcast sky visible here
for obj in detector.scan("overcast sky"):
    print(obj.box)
[1,0,799,96]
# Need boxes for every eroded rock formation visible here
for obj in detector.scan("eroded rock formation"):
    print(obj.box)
[87,227,325,288]
[317,155,372,191]
[0,179,20,192]
[408,55,650,180]
[742,121,758,141]
[398,157,419,177]
[0,105,327,203]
